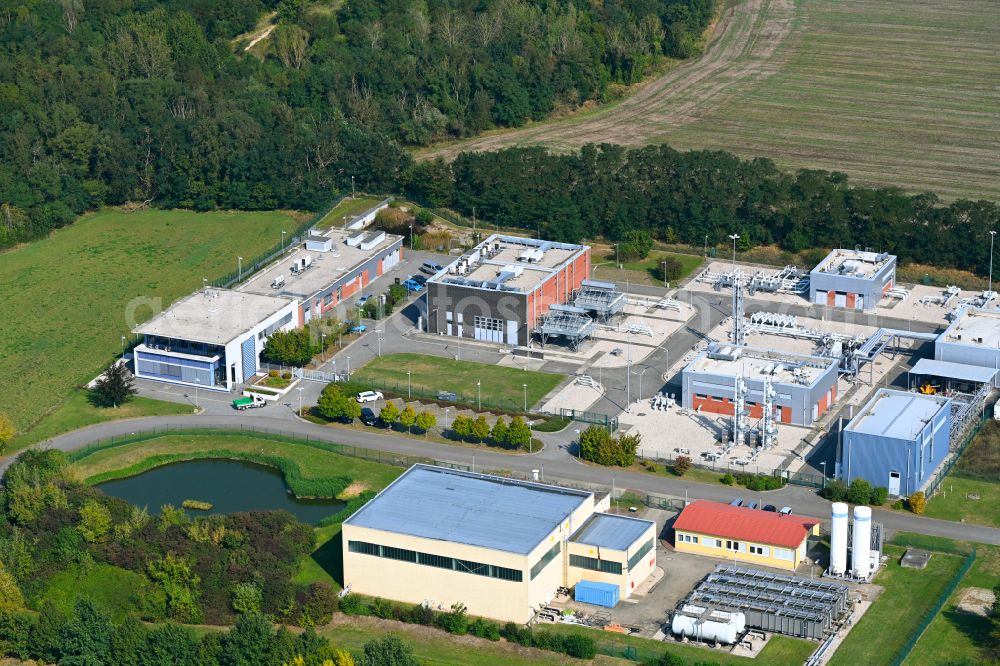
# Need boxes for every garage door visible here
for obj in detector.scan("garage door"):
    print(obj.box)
[834,292,847,308]
[814,290,827,305]
[241,337,256,381]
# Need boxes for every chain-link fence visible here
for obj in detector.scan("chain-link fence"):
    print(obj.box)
[925,410,989,498]
[891,548,976,666]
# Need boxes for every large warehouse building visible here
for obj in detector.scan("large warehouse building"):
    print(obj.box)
[242,227,403,324]
[841,389,952,497]
[809,249,896,310]
[935,307,1000,386]
[673,501,820,571]
[426,235,590,347]
[133,289,298,391]
[342,465,656,623]
[681,345,840,426]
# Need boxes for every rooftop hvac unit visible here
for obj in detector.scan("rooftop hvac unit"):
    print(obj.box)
[830,502,849,575]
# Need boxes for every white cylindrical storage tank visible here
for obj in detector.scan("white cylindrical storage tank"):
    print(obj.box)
[852,505,872,578]
[830,502,849,575]
[671,607,743,645]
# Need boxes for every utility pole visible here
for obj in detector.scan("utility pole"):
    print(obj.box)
[729,233,740,273]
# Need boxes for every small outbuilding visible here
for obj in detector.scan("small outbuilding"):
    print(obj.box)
[673,500,820,571]
[809,249,896,310]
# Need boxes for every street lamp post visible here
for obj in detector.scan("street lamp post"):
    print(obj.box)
[615,242,620,269]
[281,230,286,253]
[729,233,740,272]
[376,329,382,357]
[298,387,304,417]
[194,378,200,409]
[444,408,450,432]
[477,380,481,411]
[409,224,413,250]
[574,429,581,460]
[522,384,527,412]
[351,175,355,199]
[121,335,127,361]
[238,256,243,283]
[820,461,827,489]
[407,371,411,400]
[321,333,327,361]
[704,235,708,257]
[662,260,668,288]
[639,367,649,401]
[346,356,351,379]
[990,230,997,295]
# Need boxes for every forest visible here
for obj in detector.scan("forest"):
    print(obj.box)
[405,145,1000,277]
[0,0,712,247]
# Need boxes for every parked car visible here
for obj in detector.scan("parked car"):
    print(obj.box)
[355,390,383,403]
[357,294,373,306]
[402,279,424,292]
[779,506,793,515]
[349,324,368,334]
[360,407,378,426]
[410,274,427,286]
[421,261,444,274]
[747,501,759,510]
[762,504,777,512]
[729,498,744,507]
[437,390,457,401]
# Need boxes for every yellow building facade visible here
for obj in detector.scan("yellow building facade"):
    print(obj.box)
[342,465,657,623]
[672,501,821,572]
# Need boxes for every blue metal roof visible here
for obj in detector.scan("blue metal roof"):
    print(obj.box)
[570,513,654,551]
[909,359,997,384]
[847,389,950,441]
[344,465,591,555]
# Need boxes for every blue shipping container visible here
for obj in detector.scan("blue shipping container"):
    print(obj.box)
[574,580,619,608]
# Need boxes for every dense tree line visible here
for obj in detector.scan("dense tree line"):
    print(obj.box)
[0,0,711,248]
[0,449,331,626]
[407,145,1000,277]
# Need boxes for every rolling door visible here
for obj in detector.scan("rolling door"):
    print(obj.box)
[834,292,847,308]
[241,337,256,381]
[814,290,827,305]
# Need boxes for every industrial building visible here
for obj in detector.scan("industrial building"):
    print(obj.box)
[678,565,850,640]
[426,235,590,347]
[133,289,298,391]
[935,307,1000,386]
[672,501,821,571]
[841,389,951,497]
[341,465,655,623]
[681,345,840,426]
[809,249,896,310]
[241,226,403,324]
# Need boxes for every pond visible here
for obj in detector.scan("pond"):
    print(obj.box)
[96,459,345,524]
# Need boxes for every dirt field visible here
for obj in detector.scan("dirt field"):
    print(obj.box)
[421,0,1000,201]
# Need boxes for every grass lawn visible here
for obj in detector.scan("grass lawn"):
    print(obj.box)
[925,474,1000,528]
[69,433,403,490]
[546,624,814,665]
[1,207,306,438]
[901,537,1000,666]
[352,353,564,412]
[593,250,703,288]
[828,544,967,666]
[319,620,582,666]
[315,196,384,230]
[41,563,148,622]
[296,523,344,589]
[10,390,194,453]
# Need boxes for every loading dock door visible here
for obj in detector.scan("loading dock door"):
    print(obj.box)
[814,290,827,305]
[888,471,901,497]
[507,320,518,346]
[834,292,847,308]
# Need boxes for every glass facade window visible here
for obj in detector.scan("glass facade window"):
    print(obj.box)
[569,554,622,575]
[627,539,654,571]
[348,540,523,583]
[530,542,561,580]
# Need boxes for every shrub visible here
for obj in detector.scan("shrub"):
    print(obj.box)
[908,491,926,515]
[372,597,396,619]
[563,633,597,659]
[721,473,735,486]
[295,582,337,625]
[338,594,369,616]
[822,479,849,502]
[435,603,468,636]
[282,371,292,380]
[870,486,888,506]
[269,370,280,378]
[468,617,500,641]
[848,478,873,505]
[892,499,905,510]
[408,604,435,626]
[673,455,692,476]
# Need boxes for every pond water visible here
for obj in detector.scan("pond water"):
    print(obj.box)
[96,459,345,524]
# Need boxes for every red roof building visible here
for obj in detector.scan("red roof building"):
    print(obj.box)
[673,500,821,571]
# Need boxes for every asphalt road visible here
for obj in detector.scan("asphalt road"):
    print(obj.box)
[22,412,1000,546]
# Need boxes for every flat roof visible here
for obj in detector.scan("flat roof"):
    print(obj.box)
[909,358,998,384]
[430,234,588,294]
[134,289,294,345]
[811,249,895,280]
[674,500,820,549]
[686,346,835,385]
[570,513,654,551]
[847,389,950,440]
[344,465,592,555]
[939,307,1000,349]
[240,227,401,300]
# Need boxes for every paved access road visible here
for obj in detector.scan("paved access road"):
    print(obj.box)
[22,412,1000,546]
